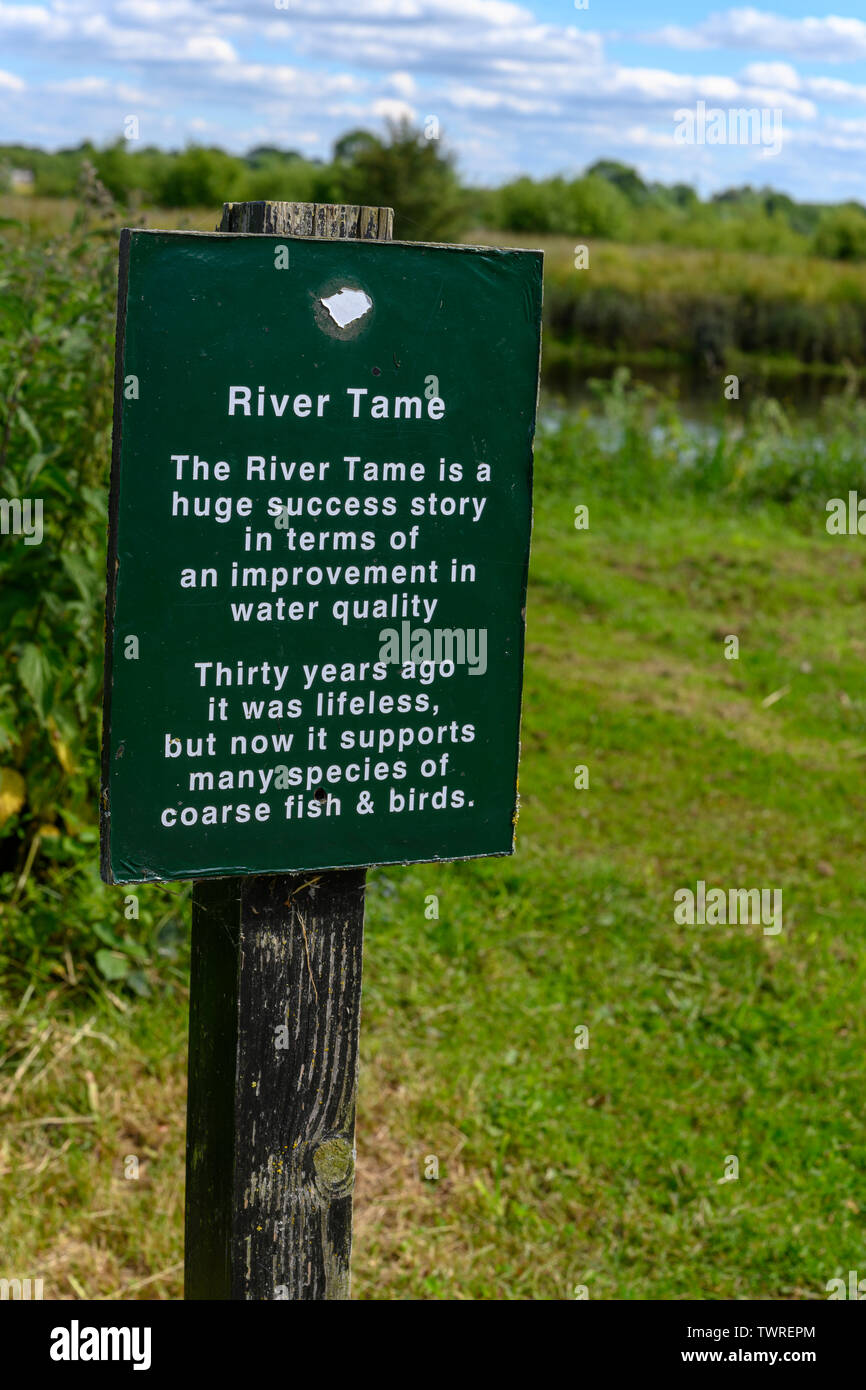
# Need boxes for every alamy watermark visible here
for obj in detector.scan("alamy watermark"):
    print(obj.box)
[379,622,487,676]
[674,101,783,157]
[826,1270,866,1299]
[0,1276,44,1299]
[50,1321,152,1370]
[674,880,783,935]
[826,492,866,534]
[0,497,43,545]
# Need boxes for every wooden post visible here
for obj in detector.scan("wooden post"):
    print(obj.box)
[184,201,394,1301]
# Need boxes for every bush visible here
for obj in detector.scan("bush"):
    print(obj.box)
[562,176,631,240]
[151,146,247,209]
[813,205,866,262]
[337,120,468,242]
[235,157,337,205]
[490,174,631,240]
[0,171,116,850]
[494,177,561,233]
[584,160,650,205]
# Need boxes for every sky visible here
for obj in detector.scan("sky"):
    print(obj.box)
[1,0,866,199]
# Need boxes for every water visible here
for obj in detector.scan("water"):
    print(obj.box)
[543,360,862,423]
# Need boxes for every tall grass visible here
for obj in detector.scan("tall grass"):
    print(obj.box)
[539,368,866,507]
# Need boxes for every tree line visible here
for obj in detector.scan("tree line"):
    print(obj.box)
[2,121,866,259]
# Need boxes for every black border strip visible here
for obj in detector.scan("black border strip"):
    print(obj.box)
[99,227,131,885]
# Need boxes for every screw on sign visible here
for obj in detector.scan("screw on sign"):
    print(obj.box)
[100,199,543,1299]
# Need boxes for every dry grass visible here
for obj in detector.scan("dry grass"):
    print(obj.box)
[0,994,492,1300]
[467,226,866,303]
[0,995,187,1300]
[0,194,220,236]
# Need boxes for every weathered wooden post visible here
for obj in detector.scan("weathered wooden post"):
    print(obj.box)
[185,869,366,1299]
[185,202,392,1301]
[101,198,542,1300]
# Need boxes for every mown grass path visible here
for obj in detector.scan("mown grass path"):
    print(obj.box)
[2,420,864,1300]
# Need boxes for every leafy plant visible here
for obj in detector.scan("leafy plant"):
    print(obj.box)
[0,167,117,850]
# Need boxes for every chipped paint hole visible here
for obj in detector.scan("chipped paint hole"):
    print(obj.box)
[313,787,327,803]
[320,287,372,328]
[372,366,381,376]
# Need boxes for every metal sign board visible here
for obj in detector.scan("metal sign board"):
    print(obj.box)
[100,229,542,883]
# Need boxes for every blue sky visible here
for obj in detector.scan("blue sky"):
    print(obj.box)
[1,0,866,199]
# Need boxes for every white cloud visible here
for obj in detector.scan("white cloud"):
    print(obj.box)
[645,9,866,64]
[263,3,603,75]
[645,24,712,53]
[741,62,799,90]
[805,76,866,106]
[0,3,52,29]
[0,0,239,64]
[46,76,156,103]
[0,67,26,91]
[387,71,417,98]
[371,96,416,122]
[257,0,536,25]
[446,84,550,114]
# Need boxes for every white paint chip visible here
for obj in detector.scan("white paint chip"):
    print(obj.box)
[321,288,373,328]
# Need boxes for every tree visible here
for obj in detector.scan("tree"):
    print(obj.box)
[495,177,560,233]
[92,140,135,203]
[562,176,631,238]
[667,182,699,210]
[813,205,866,262]
[245,146,304,168]
[153,146,246,208]
[338,120,468,242]
[585,160,649,205]
[333,129,382,165]
[712,185,758,206]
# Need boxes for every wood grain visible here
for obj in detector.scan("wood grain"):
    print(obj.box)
[218,201,394,240]
[185,200,393,1301]
[185,871,367,1299]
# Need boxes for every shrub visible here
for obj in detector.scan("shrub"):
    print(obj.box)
[337,120,468,242]
[813,206,866,262]
[0,171,116,849]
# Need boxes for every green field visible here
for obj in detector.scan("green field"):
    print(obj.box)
[3,390,866,1297]
[6,192,866,377]
[1,195,865,1300]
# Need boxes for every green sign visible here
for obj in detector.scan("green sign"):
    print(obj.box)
[100,229,542,883]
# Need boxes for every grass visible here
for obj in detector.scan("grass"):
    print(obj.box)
[6,196,865,304]
[2,393,865,1299]
[475,230,866,305]
[0,194,220,237]
[474,231,866,375]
